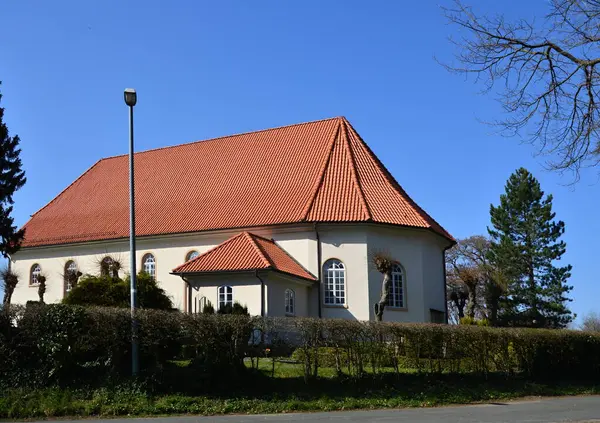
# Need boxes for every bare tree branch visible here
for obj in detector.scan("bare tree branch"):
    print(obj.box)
[441,0,600,180]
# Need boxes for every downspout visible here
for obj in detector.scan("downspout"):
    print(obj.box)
[442,244,452,324]
[314,223,322,318]
[255,270,265,317]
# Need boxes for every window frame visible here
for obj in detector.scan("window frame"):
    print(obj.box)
[218,285,233,310]
[141,253,156,279]
[186,250,200,262]
[285,288,295,316]
[64,260,78,294]
[30,263,42,286]
[387,263,406,309]
[322,259,346,306]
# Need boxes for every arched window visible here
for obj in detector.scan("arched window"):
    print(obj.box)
[30,264,41,286]
[186,250,199,261]
[388,264,405,308]
[101,256,114,277]
[285,289,295,316]
[142,253,156,279]
[193,294,207,314]
[218,285,233,309]
[323,259,346,305]
[64,260,78,293]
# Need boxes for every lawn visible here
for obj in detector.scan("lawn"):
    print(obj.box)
[1,359,599,419]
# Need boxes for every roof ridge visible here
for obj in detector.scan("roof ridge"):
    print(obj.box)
[300,118,343,219]
[22,158,105,232]
[244,232,272,268]
[343,118,453,240]
[100,116,345,161]
[172,232,247,272]
[341,120,372,220]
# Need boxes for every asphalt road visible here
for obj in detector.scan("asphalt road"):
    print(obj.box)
[20,396,600,423]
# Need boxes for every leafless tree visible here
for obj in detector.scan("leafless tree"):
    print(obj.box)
[61,265,83,295]
[582,312,600,331]
[446,235,506,324]
[442,0,600,179]
[1,267,19,306]
[95,254,123,279]
[37,274,47,303]
[372,252,394,322]
[448,288,468,323]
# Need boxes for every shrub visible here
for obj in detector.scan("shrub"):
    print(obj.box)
[201,300,215,314]
[63,272,173,310]
[2,306,600,391]
[217,301,249,315]
[459,317,489,326]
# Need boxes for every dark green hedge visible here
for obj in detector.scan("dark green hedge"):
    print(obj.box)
[1,304,599,390]
[63,273,173,310]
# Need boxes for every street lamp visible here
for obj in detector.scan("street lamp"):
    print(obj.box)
[124,88,139,376]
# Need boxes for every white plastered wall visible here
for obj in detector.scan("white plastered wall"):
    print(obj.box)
[265,273,311,317]
[10,226,319,310]
[317,225,369,321]
[10,223,448,323]
[421,236,447,319]
[186,272,262,315]
[366,226,449,323]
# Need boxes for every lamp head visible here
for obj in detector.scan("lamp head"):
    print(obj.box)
[124,88,137,107]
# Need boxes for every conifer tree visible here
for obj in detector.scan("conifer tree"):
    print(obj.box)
[0,82,26,258]
[488,168,573,328]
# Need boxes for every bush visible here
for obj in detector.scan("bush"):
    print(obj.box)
[2,306,600,391]
[201,300,215,314]
[291,347,342,368]
[63,272,173,310]
[459,317,490,326]
[216,301,249,315]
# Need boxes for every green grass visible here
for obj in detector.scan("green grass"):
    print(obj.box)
[243,358,419,378]
[2,362,599,420]
[245,358,338,378]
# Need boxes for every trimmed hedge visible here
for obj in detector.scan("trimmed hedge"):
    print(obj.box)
[1,304,600,390]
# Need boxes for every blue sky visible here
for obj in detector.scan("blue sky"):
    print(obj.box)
[1,1,597,323]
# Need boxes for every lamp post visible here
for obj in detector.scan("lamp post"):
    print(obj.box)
[124,88,139,376]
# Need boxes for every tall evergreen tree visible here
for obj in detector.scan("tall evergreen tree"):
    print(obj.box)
[488,168,573,328]
[0,82,26,258]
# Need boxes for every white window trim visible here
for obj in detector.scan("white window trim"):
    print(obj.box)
[142,253,156,278]
[387,263,407,310]
[30,264,41,286]
[323,259,346,306]
[65,260,77,293]
[218,285,233,310]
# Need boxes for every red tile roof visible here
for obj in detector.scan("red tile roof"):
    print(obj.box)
[172,232,315,280]
[21,117,453,247]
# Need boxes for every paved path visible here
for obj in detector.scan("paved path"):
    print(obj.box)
[21,396,600,423]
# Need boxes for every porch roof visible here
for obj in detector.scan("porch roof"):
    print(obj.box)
[171,231,316,281]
